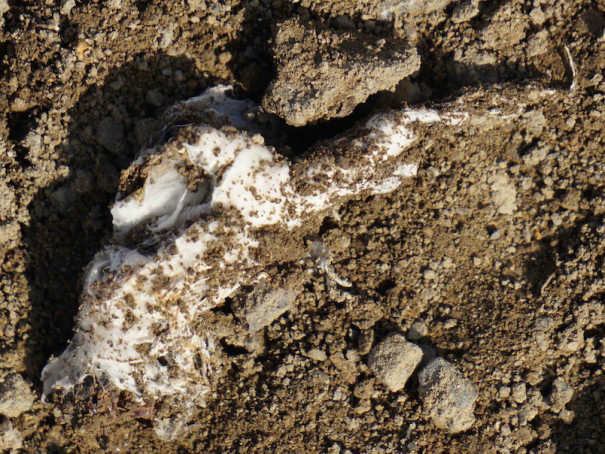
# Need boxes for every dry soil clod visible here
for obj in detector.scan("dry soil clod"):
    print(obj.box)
[367,334,423,392]
[263,17,421,126]
[0,371,35,419]
[418,358,478,433]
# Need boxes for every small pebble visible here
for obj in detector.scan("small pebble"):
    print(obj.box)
[512,383,527,404]
[418,358,478,433]
[307,348,327,362]
[407,321,428,341]
[452,0,480,23]
[0,419,23,452]
[499,386,512,400]
[368,334,423,392]
[443,319,458,329]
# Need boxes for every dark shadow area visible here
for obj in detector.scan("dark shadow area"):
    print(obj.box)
[550,376,604,453]
[6,106,41,167]
[23,52,217,380]
[0,40,15,79]
[225,0,279,99]
[225,1,396,156]
[226,1,397,100]
[273,57,539,156]
[525,212,604,295]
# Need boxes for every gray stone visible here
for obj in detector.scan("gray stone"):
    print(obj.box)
[97,117,124,153]
[512,382,527,403]
[60,0,76,14]
[418,358,478,433]
[307,348,328,362]
[243,285,294,333]
[559,409,575,424]
[499,385,511,400]
[407,321,428,341]
[490,173,517,215]
[146,89,165,107]
[263,18,420,126]
[527,30,550,58]
[367,334,423,392]
[0,371,35,418]
[529,7,547,25]
[159,25,175,49]
[187,0,206,11]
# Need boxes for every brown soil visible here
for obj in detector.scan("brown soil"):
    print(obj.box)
[0,0,603,453]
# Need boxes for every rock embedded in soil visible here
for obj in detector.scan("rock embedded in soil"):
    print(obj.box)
[512,382,527,404]
[407,321,428,340]
[242,284,295,333]
[367,334,423,392]
[262,18,420,127]
[452,0,480,23]
[96,116,125,153]
[548,378,573,413]
[418,358,478,433]
[490,173,517,215]
[0,418,23,453]
[0,371,35,418]
[379,0,451,18]
[307,348,328,362]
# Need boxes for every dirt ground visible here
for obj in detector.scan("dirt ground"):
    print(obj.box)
[0,0,604,453]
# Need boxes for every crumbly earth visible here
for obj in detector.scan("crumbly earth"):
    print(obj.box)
[262,17,420,125]
[0,1,603,453]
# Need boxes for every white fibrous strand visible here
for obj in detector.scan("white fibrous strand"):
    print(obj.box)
[41,85,453,439]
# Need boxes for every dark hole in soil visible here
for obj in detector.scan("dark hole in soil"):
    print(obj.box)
[7,107,36,143]
[220,339,249,357]
[59,17,79,49]
[318,216,340,236]
[582,185,599,201]
[376,278,396,295]
[7,107,38,166]
[157,356,169,367]
[0,41,15,78]
[1,7,23,34]
[46,443,68,454]
[517,137,539,157]
[485,224,499,236]
[212,295,236,316]
[135,418,153,428]
[96,434,110,450]
[135,0,152,13]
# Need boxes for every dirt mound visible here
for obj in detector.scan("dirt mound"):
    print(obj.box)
[0,0,603,452]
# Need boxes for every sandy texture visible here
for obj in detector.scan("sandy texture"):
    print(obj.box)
[0,0,603,453]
